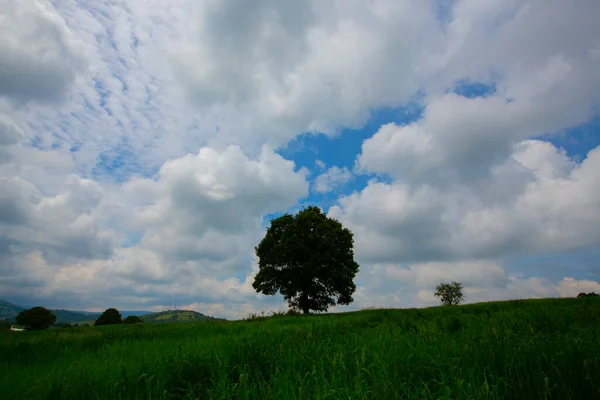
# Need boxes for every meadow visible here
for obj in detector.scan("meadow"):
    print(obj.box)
[1,298,599,399]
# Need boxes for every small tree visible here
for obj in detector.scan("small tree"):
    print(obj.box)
[253,206,360,314]
[15,307,57,330]
[94,308,122,326]
[123,315,144,324]
[434,281,465,306]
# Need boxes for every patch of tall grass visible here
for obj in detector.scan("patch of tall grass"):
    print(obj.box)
[1,298,598,399]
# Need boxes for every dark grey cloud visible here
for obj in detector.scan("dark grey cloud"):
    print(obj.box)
[0,0,86,104]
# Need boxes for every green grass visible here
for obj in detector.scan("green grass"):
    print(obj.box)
[1,298,599,399]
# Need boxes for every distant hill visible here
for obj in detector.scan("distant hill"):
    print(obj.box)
[141,310,225,323]
[0,300,151,324]
[50,309,100,324]
[0,300,24,322]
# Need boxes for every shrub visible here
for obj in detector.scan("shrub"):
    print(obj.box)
[123,315,144,324]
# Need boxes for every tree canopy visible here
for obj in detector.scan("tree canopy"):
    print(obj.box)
[15,307,57,330]
[434,282,465,306]
[94,308,122,326]
[252,206,359,314]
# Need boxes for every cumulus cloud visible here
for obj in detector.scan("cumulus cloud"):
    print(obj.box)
[356,0,600,184]
[171,0,443,147]
[332,141,600,264]
[0,144,307,317]
[124,145,308,269]
[313,166,352,193]
[0,174,116,264]
[0,0,86,103]
[1,0,599,317]
[554,277,600,297]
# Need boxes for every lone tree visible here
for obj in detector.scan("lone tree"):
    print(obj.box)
[123,315,144,324]
[434,281,465,306]
[253,206,359,314]
[15,307,57,330]
[94,308,122,326]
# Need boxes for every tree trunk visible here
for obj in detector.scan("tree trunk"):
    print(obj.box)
[300,292,310,314]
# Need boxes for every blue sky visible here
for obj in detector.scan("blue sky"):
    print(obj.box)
[1,0,600,319]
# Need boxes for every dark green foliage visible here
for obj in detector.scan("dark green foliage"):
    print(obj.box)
[55,323,73,329]
[0,319,11,330]
[434,281,465,306]
[286,307,301,316]
[123,315,144,324]
[1,298,599,399]
[577,292,599,297]
[94,308,122,326]
[15,306,57,330]
[253,206,360,314]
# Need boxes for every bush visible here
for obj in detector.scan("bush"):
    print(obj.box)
[286,307,302,316]
[123,315,144,324]
[243,312,269,322]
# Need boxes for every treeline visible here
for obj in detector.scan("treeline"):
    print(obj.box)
[2,307,143,330]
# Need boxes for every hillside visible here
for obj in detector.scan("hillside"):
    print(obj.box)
[0,300,23,321]
[140,309,225,323]
[50,309,100,324]
[1,297,599,399]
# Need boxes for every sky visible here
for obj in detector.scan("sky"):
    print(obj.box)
[1,0,600,319]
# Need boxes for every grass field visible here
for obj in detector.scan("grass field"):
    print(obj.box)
[1,298,599,399]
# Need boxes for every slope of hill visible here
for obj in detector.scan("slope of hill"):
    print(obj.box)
[2,297,599,399]
[0,300,23,321]
[50,309,100,324]
[140,310,225,323]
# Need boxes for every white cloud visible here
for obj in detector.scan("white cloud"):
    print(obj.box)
[1,0,599,317]
[554,277,600,297]
[0,143,307,316]
[386,260,509,290]
[171,0,443,148]
[0,115,23,146]
[0,174,117,264]
[357,0,600,184]
[332,141,600,264]
[313,166,352,193]
[126,145,308,268]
